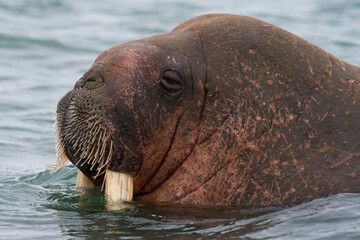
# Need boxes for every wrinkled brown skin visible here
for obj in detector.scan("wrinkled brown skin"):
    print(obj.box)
[58,14,360,207]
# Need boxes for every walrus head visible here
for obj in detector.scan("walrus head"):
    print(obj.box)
[54,25,208,194]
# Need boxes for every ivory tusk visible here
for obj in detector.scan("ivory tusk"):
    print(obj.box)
[76,169,96,189]
[105,169,133,203]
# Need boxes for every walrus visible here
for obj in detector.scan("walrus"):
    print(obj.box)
[52,14,360,207]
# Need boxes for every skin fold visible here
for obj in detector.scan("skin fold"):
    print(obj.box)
[56,14,360,206]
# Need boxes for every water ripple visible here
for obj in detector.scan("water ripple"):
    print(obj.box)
[1,0,360,239]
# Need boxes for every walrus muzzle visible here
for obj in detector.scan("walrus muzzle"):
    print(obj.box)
[52,87,134,203]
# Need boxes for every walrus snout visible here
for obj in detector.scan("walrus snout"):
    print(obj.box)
[54,87,116,183]
[74,62,107,90]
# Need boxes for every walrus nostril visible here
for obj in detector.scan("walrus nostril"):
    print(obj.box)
[83,77,104,90]
[74,77,104,90]
[85,78,96,83]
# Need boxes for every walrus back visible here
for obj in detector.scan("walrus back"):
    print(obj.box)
[172,14,360,205]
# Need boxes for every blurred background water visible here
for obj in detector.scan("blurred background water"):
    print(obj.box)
[0,0,360,239]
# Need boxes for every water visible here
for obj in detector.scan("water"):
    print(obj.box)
[1,0,360,239]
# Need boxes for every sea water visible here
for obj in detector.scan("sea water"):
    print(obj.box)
[1,0,360,239]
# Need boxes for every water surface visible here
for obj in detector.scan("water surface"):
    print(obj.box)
[1,0,360,239]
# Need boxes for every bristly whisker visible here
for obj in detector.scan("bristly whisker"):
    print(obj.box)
[50,94,114,180]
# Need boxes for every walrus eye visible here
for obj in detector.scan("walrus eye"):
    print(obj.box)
[160,70,183,94]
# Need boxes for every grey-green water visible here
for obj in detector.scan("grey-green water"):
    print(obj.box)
[1,0,360,239]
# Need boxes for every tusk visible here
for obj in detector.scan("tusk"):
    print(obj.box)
[105,169,133,203]
[76,169,96,189]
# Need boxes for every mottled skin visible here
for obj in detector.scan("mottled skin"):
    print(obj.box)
[57,14,360,206]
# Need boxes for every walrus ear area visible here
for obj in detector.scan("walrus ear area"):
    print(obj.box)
[159,70,183,98]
